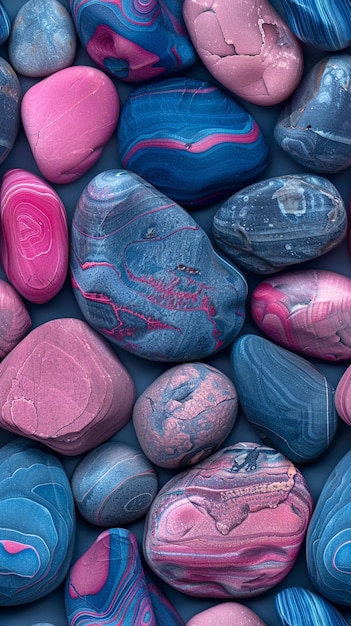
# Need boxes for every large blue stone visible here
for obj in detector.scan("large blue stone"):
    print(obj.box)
[0,58,21,165]
[275,586,350,625]
[280,0,351,50]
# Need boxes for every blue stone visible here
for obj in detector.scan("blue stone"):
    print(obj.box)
[212,174,347,274]
[118,77,269,207]
[230,334,338,463]
[0,2,10,45]
[275,54,351,173]
[145,570,185,626]
[70,169,247,362]
[0,58,21,165]
[275,586,350,625]
[280,0,351,51]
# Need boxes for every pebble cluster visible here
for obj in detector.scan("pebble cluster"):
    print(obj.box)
[1,0,351,625]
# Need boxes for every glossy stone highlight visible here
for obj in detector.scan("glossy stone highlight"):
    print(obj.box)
[65,528,156,625]
[133,362,238,468]
[9,0,77,77]
[183,0,303,106]
[306,449,351,604]
[0,58,21,165]
[0,279,31,358]
[0,318,135,455]
[0,169,69,303]
[231,335,337,463]
[212,174,347,273]
[70,0,195,82]
[0,438,75,605]
[251,269,351,361]
[118,77,269,206]
[143,442,312,598]
[186,602,267,625]
[280,0,351,50]
[70,170,247,362]
[275,586,350,625]
[275,54,351,173]
[71,442,158,526]
[21,66,119,184]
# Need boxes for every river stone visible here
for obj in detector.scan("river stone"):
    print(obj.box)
[251,269,351,361]
[0,317,135,455]
[143,442,313,598]
[70,169,247,362]
[335,363,351,426]
[0,438,75,605]
[0,2,10,44]
[118,77,269,207]
[280,0,351,50]
[0,168,69,303]
[212,174,347,273]
[306,449,351,605]
[9,0,77,77]
[275,586,350,625]
[0,279,31,358]
[0,58,21,165]
[133,362,238,468]
[186,602,267,625]
[231,334,338,463]
[21,65,119,184]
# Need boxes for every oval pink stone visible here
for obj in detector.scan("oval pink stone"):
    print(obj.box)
[186,602,267,625]
[183,0,303,106]
[0,168,69,303]
[0,278,31,358]
[0,317,135,455]
[21,65,120,183]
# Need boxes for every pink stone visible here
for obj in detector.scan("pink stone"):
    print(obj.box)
[21,65,120,183]
[186,602,267,625]
[0,168,69,303]
[0,317,135,455]
[335,365,351,426]
[0,278,31,358]
[182,0,303,106]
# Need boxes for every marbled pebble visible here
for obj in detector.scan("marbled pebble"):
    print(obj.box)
[71,442,158,526]
[145,570,185,626]
[0,1,10,45]
[70,169,247,362]
[21,65,119,184]
[251,269,351,361]
[118,77,269,206]
[0,58,21,165]
[0,318,135,455]
[212,174,347,274]
[143,442,313,598]
[133,362,238,468]
[280,0,351,50]
[335,363,351,426]
[0,278,31,358]
[275,586,350,625]
[9,0,77,77]
[186,602,267,625]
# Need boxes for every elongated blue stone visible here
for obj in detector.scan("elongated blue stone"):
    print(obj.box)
[280,0,351,50]
[275,586,350,625]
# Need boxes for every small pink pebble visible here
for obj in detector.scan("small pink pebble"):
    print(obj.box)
[186,602,267,626]
[0,168,69,303]
[21,65,120,183]
[0,278,31,358]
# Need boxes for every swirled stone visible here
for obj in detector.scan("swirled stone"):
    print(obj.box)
[71,442,158,526]
[275,54,351,173]
[212,174,347,273]
[306,449,351,604]
[0,58,21,165]
[65,528,156,625]
[9,0,77,77]
[275,586,350,625]
[280,0,351,50]
[118,77,269,206]
[69,0,195,82]
[145,570,185,626]
[251,269,351,361]
[231,335,337,463]
[143,442,312,598]
[0,169,69,304]
[133,362,238,468]
[186,602,267,625]
[70,170,247,362]
[0,279,31,358]
[335,364,351,426]
[0,438,75,606]
[0,318,135,455]
[21,65,119,184]
[183,0,303,106]
[0,2,10,45]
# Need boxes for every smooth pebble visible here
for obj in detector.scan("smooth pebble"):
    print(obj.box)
[0,278,31,358]
[280,0,351,50]
[0,1,10,44]
[335,363,351,426]
[0,58,21,165]
[186,602,267,625]
[275,586,350,625]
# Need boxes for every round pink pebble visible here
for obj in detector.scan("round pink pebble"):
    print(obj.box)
[183,0,303,106]
[335,365,351,426]
[186,602,267,625]
[0,317,135,455]
[0,278,31,357]
[0,168,69,303]
[133,362,238,468]
[21,65,119,183]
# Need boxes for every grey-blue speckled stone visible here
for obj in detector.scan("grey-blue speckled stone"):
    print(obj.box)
[275,586,350,625]
[9,0,77,77]
[275,54,351,173]
[231,334,338,463]
[212,174,347,274]
[0,58,21,165]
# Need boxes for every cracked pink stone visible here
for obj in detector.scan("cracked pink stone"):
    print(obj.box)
[186,602,267,625]
[21,65,119,184]
[0,278,31,358]
[0,168,69,303]
[0,317,135,455]
[182,0,303,106]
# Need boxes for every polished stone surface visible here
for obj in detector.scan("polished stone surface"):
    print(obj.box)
[0,58,21,165]
[186,602,267,625]
[145,570,185,626]
[280,0,351,50]
[0,1,10,44]
[275,586,350,625]
[0,278,31,358]
[335,363,351,426]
